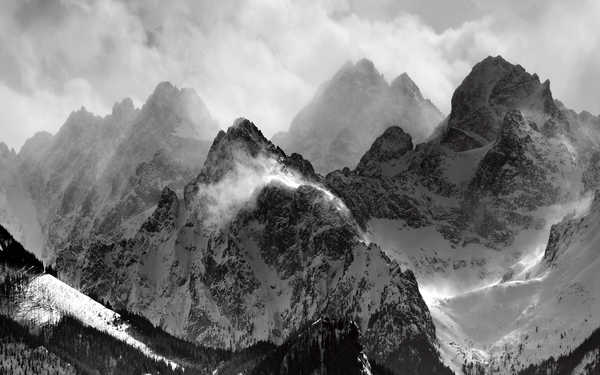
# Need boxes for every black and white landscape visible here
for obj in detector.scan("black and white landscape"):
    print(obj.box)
[1,1,600,374]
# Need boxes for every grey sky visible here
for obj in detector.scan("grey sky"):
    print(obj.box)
[1,0,599,150]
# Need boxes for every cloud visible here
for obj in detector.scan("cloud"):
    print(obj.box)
[0,0,599,150]
[191,150,349,228]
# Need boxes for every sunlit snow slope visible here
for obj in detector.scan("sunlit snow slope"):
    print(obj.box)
[15,274,179,369]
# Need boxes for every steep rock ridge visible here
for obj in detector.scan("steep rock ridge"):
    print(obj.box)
[17,82,219,261]
[56,118,445,374]
[272,58,443,173]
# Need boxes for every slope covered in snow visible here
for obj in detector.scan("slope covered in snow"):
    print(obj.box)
[15,273,179,369]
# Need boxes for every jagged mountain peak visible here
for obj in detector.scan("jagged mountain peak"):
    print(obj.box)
[338,58,379,77]
[111,97,136,119]
[140,81,218,141]
[185,118,318,205]
[200,118,284,181]
[203,118,317,179]
[146,81,204,109]
[442,55,557,151]
[391,72,424,100]
[145,81,201,113]
[328,58,386,91]
[228,117,271,145]
[148,81,179,103]
[64,106,99,126]
[275,58,443,173]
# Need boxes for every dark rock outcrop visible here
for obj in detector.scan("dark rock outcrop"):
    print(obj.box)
[441,55,558,151]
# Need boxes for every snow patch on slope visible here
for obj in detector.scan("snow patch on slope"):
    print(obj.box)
[15,274,179,369]
[368,192,598,373]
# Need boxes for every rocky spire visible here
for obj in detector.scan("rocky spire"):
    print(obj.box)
[184,118,318,206]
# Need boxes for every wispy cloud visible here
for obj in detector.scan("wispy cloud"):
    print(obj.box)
[1,0,599,150]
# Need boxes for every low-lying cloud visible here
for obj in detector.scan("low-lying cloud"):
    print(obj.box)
[1,0,600,150]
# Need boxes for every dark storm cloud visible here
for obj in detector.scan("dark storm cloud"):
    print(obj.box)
[0,0,599,150]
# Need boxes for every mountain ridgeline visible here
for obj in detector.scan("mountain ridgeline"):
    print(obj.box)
[55,117,450,374]
[2,55,600,374]
[15,82,219,262]
[272,58,443,173]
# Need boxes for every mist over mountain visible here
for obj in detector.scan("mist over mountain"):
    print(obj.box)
[273,59,443,173]
[14,82,219,262]
[2,52,600,375]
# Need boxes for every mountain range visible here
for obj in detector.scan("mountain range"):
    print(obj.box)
[1,55,600,374]
[272,58,443,174]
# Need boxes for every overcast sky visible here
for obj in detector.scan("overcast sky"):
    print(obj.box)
[1,0,599,150]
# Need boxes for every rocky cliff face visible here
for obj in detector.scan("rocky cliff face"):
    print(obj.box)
[272,59,443,173]
[17,82,219,261]
[56,118,444,374]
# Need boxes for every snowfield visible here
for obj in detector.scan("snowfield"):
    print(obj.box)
[366,192,600,373]
[15,274,179,370]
